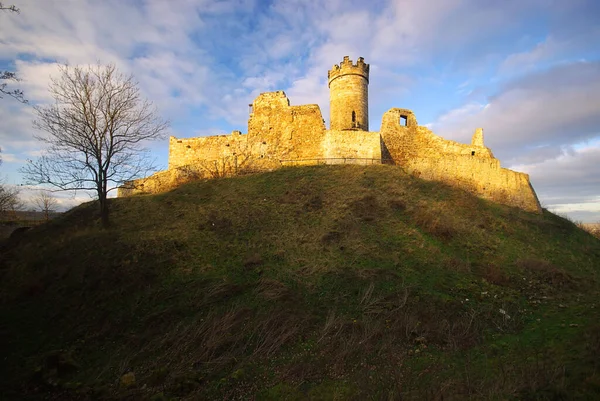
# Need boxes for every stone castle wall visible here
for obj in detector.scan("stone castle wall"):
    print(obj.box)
[380,109,541,212]
[120,56,541,214]
[322,130,381,162]
[120,90,384,196]
[117,167,196,197]
[168,131,249,170]
[164,91,329,175]
[247,91,326,161]
[167,90,383,170]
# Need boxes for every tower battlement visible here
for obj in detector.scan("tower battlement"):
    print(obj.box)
[328,56,370,86]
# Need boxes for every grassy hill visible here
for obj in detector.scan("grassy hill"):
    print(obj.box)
[1,165,599,400]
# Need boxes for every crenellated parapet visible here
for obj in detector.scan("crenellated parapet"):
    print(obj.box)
[327,56,370,86]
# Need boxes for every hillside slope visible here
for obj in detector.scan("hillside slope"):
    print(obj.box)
[1,165,599,400]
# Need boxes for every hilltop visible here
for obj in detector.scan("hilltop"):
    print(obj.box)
[125,56,540,215]
[1,165,599,400]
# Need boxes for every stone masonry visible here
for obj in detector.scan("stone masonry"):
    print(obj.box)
[119,57,542,214]
[328,56,369,131]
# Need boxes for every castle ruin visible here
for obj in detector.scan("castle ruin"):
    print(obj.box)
[119,56,542,213]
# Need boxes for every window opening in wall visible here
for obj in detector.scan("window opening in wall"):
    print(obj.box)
[248,104,253,114]
[352,111,356,123]
[400,115,408,126]
[471,151,475,156]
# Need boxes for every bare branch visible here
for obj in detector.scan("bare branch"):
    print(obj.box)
[1,4,28,103]
[1,148,23,216]
[0,2,20,13]
[0,71,28,103]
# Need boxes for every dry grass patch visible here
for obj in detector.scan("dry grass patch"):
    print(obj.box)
[350,195,382,222]
[516,258,576,289]
[255,278,296,304]
[409,200,465,241]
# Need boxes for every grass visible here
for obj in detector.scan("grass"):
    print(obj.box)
[0,164,599,400]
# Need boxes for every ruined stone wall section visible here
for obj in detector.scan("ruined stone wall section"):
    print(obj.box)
[380,109,495,164]
[328,56,369,131]
[168,131,248,170]
[118,167,200,197]
[406,156,540,212]
[247,91,327,161]
[472,128,485,147]
[380,109,541,213]
[167,91,329,173]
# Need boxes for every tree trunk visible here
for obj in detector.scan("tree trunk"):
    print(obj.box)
[98,190,109,228]
[101,201,109,228]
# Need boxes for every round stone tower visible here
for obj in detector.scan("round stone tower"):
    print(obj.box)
[328,56,370,131]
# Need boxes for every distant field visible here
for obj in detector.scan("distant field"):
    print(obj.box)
[581,223,600,238]
[0,211,63,240]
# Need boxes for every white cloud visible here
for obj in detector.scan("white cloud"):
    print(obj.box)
[499,36,563,75]
[0,152,24,164]
[549,201,600,215]
[499,28,600,77]
[514,144,600,190]
[14,61,62,102]
[509,143,600,221]
[431,61,600,162]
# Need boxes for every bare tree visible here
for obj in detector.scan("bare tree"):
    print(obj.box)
[34,190,58,221]
[0,183,22,218]
[0,185,21,218]
[0,148,22,218]
[0,2,27,103]
[22,63,169,227]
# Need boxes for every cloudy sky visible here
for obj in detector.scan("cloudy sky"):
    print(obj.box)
[1,0,599,221]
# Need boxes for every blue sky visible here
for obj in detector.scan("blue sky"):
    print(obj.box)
[1,0,599,221]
